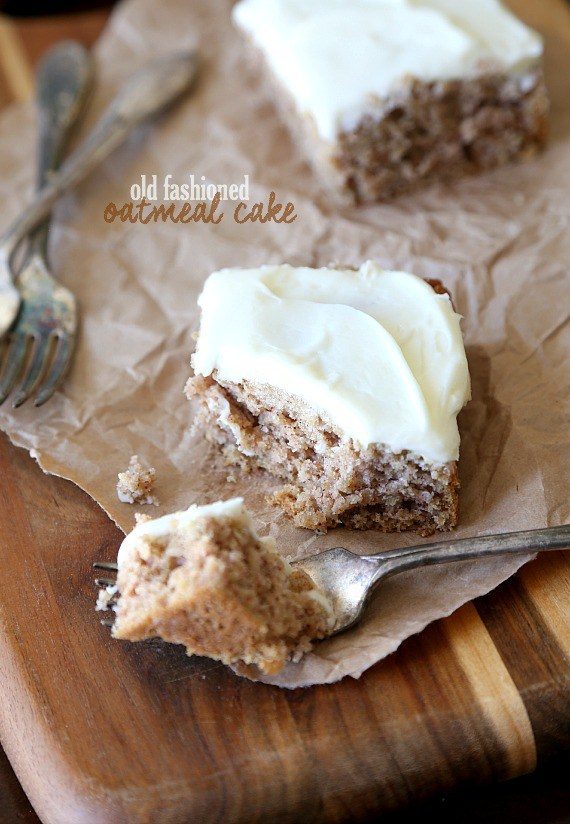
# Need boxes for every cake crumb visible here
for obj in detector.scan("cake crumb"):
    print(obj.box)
[96,585,118,612]
[117,455,158,506]
[134,512,153,526]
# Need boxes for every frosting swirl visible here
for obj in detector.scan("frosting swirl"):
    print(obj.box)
[233,0,543,140]
[192,262,471,463]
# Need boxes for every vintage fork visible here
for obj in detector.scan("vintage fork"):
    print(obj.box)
[0,42,93,408]
[0,49,199,371]
[94,524,570,635]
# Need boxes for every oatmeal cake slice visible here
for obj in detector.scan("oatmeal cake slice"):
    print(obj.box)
[186,262,471,535]
[233,0,548,202]
[110,498,334,674]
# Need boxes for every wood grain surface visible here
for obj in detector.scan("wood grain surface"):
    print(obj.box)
[0,3,568,823]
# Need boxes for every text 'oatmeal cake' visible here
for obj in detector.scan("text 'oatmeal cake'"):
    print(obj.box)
[186,262,471,535]
[110,498,334,674]
[233,0,548,202]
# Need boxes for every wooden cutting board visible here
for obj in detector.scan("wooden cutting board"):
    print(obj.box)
[0,4,569,823]
[1,436,569,824]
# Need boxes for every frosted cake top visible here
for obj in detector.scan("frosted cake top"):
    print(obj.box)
[233,0,543,140]
[192,262,471,463]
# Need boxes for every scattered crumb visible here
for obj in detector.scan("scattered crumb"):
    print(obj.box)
[226,471,237,484]
[135,512,153,526]
[117,455,159,506]
[96,585,118,612]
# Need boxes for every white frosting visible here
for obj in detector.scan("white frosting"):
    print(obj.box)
[192,262,470,464]
[233,0,543,140]
[117,498,245,568]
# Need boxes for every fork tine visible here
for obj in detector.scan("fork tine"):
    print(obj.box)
[34,333,75,407]
[12,334,52,408]
[94,577,117,587]
[93,561,119,572]
[0,333,29,405]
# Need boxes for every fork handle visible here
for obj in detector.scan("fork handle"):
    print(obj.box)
[32,41,94,258]
[0,50,198,265]
[363,524,570,576]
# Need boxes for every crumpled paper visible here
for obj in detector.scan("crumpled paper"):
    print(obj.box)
[0,0,567,687]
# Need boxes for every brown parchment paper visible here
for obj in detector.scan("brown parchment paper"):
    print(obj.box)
[0,0,568,687]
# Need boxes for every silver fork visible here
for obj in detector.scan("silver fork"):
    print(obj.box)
[0,42,93,408]
[94,524,570,635]
[0,49,199,354]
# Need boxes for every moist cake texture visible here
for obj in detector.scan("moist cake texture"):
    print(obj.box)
[233,0,548,202]
[110,498,334,674]
[186,262,471,535]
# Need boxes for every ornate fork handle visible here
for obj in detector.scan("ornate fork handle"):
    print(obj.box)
[0,50,199,266]
[364,524,570,578]
[31,41,94,258]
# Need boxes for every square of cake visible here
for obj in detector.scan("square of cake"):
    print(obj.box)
[186,262,471,535]
[232,0,548,202]
[110,498,334,674]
